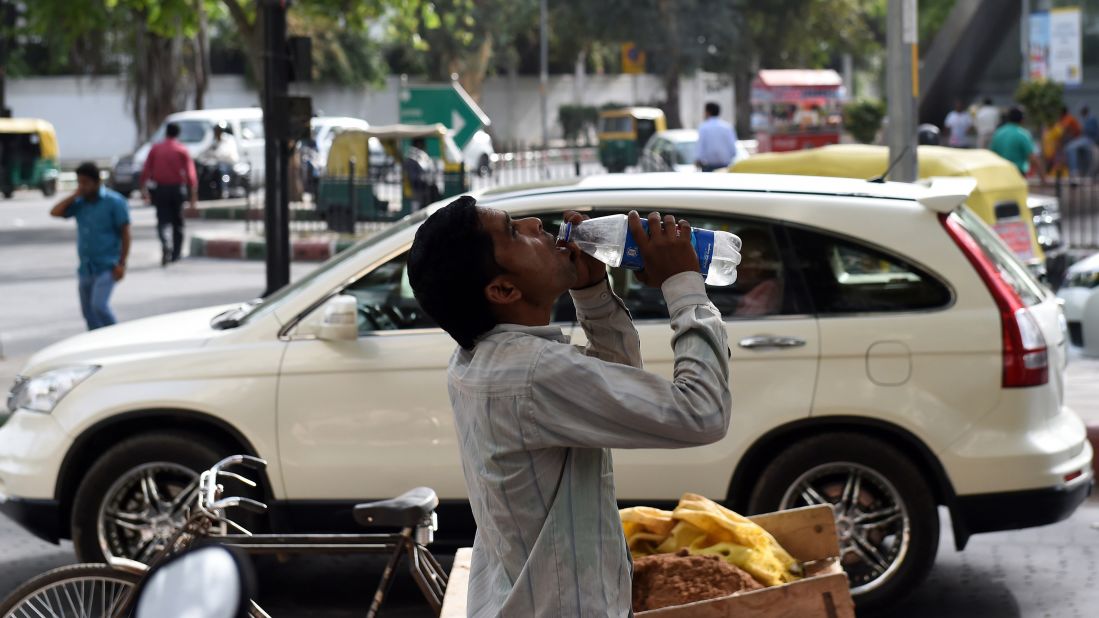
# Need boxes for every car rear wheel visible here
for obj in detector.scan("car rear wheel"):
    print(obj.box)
[70,432,228,563]
[746,432,939,611]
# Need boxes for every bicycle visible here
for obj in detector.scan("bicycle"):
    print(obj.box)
[0,455,449,618]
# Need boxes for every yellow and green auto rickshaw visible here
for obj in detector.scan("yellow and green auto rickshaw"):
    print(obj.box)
[316,124,467,229]
[732,144,1048,274]
[0,118,60,198]
[597,107,666,173]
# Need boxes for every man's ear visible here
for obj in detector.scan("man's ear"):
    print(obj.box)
[484,275,522,306]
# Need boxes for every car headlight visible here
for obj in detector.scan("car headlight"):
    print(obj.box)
[7,366,99,414]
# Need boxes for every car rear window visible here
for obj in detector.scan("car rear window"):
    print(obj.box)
[952,207,1047,307]
[787,226,951,314]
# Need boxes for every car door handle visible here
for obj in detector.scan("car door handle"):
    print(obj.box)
[738,335,807,350]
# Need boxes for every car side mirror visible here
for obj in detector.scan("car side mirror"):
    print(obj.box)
[318,294,359,341]
[134,545,255,618]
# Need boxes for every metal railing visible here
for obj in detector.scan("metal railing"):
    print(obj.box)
[469,146,602,192]
[1031,177,1099,250]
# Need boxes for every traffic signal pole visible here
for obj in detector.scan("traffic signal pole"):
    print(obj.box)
[886,0,918,182]
[262,0,291,295]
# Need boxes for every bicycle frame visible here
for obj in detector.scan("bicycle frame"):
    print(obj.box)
[103,455,448,618]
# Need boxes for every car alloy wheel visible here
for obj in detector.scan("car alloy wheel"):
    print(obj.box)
[778,462,910,595]
[95,462,200,563]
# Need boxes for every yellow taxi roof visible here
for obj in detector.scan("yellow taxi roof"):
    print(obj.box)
[599,107,664,119]
[0,118,59,159]
[732,144,1025,195]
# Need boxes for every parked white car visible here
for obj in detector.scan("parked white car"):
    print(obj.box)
[463,129,497,176]
[1057,251,1099,355]
[1,173,1091,609]
[111,108,267,195]
[639,129,753,172]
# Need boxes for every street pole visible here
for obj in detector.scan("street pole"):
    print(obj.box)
[262,0,291,295]
[1021,0,1031,81]
[0,1,13,118]
[886,0,918,182]
[539,0,548,148]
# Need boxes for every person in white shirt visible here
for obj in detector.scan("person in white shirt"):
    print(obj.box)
[975,98,1002,149]
[944,100,974,148]
[202,122,240,165]
[696,102,738,171]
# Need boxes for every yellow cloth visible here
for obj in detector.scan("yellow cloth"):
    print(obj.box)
[621,493,801,587]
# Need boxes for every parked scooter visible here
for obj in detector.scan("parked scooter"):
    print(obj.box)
[196,157,252,201]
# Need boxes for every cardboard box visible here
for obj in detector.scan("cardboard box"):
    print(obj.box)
[440,504,854,618]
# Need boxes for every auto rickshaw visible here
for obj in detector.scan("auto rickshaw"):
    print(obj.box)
[732,144,1049,275]
[597,107,666,173]
[315,124,467,230]
[0,118,60,198]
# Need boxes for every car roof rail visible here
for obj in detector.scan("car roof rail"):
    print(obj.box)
[916,176,978,214]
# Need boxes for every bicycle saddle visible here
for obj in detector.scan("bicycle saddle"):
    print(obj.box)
[354,487,439,528]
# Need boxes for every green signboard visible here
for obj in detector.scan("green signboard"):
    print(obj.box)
[399,82,490,149]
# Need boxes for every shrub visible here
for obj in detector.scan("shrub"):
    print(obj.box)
[843,99,886,144]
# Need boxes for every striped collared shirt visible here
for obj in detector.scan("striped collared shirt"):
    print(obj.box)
[448,272,732,617]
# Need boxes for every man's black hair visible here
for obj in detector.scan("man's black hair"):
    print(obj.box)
[1083,106,1091,116]
[166,122,181,138]
[705,102,720,117]
[1007,107,1024,124]
[75,162,99,181]
[407,196,501,349]
[411,137,427,149]
[983,97,993,105]
[1061,105,1070,115]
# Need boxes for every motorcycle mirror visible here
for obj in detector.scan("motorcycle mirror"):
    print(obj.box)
[134,545,255,618]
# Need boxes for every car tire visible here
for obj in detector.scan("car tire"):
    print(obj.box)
[477,154,492,177]
[746,432,939,612]
[70,431,243,563]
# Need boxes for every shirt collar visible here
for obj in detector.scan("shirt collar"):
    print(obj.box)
[480,323,570,344]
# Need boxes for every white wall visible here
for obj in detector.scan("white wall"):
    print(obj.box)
[9,72,734,162]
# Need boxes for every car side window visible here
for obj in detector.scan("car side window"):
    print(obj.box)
[343,251,437,334]
[786,226,951,314]
[592,210,797,320]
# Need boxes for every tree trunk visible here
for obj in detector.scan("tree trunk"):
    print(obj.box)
[734,69,753,138]
[193,0,210,109]
[656,0,682,129]
[222,0,263,94]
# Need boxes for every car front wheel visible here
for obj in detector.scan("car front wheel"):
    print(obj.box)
[747,432,939,611]
[70,432,227,563]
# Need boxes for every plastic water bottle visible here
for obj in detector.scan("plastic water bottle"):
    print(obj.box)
[557,214,743,286]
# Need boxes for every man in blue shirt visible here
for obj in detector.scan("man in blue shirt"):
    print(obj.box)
[50,162,131,330]
[695,102,738,171]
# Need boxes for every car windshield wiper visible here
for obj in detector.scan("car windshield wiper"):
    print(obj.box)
[210,299,262,330]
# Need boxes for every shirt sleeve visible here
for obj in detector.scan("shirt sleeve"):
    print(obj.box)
[114,196,131,229]
[526,272,731,450]
[569,278,642,369]
[62,200,81,219]
[184,151,198,188]
[140,144,156,187]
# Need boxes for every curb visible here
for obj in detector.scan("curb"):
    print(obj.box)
[190,234,355,262]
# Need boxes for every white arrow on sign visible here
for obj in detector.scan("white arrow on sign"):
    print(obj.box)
[451,109,466,140]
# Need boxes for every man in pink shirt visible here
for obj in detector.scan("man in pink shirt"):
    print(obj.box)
[140,122,197,265]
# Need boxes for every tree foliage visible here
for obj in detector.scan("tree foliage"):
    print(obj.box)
[843,99,886,144]
[1015,79,1065,129]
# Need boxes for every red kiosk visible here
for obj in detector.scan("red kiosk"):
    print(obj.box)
[751,69,844,153]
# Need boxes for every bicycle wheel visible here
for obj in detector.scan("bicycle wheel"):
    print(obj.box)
[0,564,141,618]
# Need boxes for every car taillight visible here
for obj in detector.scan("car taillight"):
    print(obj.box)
[941,213,1049,387]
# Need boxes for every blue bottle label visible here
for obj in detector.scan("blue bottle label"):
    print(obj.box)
[622,221,715,273]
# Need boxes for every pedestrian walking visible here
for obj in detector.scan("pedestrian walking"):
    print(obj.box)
[943,100,974,148]
[975,98,1001,149]
[407,198,733,616]
[1066,106,1097,178]
[49,162,131,330]
[696,102,738,171]
[990,107,1044,182]
[140,122,197,265]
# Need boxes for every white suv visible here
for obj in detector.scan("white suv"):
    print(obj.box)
[1,173,1091,609]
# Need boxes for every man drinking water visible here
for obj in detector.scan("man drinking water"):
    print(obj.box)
[407,197,734,616]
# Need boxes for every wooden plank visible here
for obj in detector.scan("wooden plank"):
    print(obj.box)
[748,504,840,563]
[638,572,855,618]
[440,547,472,618]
